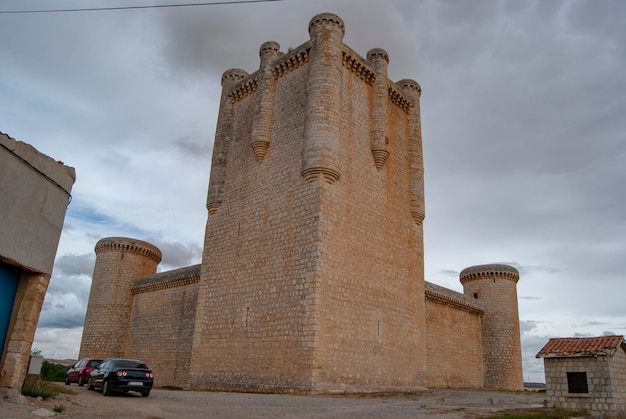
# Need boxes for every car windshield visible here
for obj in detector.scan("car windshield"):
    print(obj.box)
[88,360,102,368]
[112,360,148,369]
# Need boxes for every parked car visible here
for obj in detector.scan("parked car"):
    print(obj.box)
[65,358,103,386]
[88,358,154,397]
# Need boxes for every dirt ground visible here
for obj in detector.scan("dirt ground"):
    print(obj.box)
[1,383,547,419]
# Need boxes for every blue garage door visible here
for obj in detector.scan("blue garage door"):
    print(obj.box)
[0,263,20,353]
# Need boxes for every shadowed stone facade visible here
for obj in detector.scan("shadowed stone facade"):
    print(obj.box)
[79,13,523,393]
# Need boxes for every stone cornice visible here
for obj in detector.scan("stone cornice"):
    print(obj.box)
[342,46,376,85]
[460,264,520,285]
[388,83,414,114]
[425,281,484,315]
[272,42,311,79]
[132,264,201,295]
[94,237,162,264]
[229,74,258,103]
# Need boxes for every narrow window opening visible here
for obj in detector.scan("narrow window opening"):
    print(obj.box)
[377,320,380,337]
[473,293,478,299]
[493,278,495,283]
[245,306,249,328]
[567,372,589,393]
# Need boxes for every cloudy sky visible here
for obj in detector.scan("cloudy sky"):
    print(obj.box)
[1,0,624,383]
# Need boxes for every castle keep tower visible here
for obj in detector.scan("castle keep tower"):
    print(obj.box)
[78,13,525,394]
[460,264,523,391]
[79,238,161,359]
[189,13,426,392]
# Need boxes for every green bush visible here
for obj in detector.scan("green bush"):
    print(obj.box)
[40,360,69,382]
[21,383,60,400]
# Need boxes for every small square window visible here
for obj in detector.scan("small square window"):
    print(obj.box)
[567,372,588,393]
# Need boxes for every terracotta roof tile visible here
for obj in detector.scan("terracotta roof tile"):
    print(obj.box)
[536,335,624,358]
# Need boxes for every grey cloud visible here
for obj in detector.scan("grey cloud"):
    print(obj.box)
[175,133,213,158]
[439,269,459,277]
[520,333,551,382]
[54,253,95,277]
[502,263,560,276]
[520,320,541,334]
[147,238,202,269]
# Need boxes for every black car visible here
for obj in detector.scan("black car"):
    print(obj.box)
[88,358,154,397]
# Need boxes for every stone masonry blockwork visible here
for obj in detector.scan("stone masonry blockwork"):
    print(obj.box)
[79,13,524,394]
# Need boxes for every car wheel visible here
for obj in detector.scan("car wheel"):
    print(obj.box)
[65,375,70,385]
[87,377,94,391]
[141,390,150,397]
[78,376,84,386]
[102,380,112,396]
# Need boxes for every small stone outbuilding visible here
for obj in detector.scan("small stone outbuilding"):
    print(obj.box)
[536,335,626,416]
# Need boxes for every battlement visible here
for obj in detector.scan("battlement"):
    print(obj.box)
[81,12,522,394]
[425,281,484,315]
[460,264,520,284]
[132,264,201,295]
[94,237,162,264]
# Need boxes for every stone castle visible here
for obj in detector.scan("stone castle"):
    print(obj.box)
[79,13,523,393]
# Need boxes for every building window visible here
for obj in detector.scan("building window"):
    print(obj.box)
[567,372,588,393]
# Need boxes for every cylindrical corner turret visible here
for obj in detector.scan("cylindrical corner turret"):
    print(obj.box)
[368,48,390,170]
[301,13,345,183]
[460,264,523,391]
[397,79,425,226]
[207,68,249,215]
[79,237,161,359]
[308,12,345,37]
[250,42,282,164]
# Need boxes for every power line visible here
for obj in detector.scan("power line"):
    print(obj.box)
[0,0,284,14]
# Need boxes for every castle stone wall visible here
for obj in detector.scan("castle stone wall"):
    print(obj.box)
[189,60,319,392]
[425,282,483,388]
[79,238,161,359]
[309,64,425,390]
[79,13,525,394]
[461,265,523,391]
[189,13,426,393]
[127,265,200,387]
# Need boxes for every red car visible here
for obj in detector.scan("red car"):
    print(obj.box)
[65,358,103,386]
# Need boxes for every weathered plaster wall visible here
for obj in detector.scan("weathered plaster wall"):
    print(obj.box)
[0,132,74,394]
[0,132,74,274]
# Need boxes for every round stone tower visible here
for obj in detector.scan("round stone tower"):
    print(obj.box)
[460,264,523,391]
[79,237,161,359]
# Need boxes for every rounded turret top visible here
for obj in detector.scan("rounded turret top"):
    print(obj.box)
[260,41,281,56]
[397,79,422,97]
[367,48,389,64]
[221,68,249,87]
[309,13,345,37]
[94,237,162,263]
[459,264,519,284]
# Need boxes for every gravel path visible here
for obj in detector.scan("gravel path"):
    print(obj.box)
[1,384,546,419]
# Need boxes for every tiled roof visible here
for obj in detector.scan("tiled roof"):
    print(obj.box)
[536,335,625,358]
